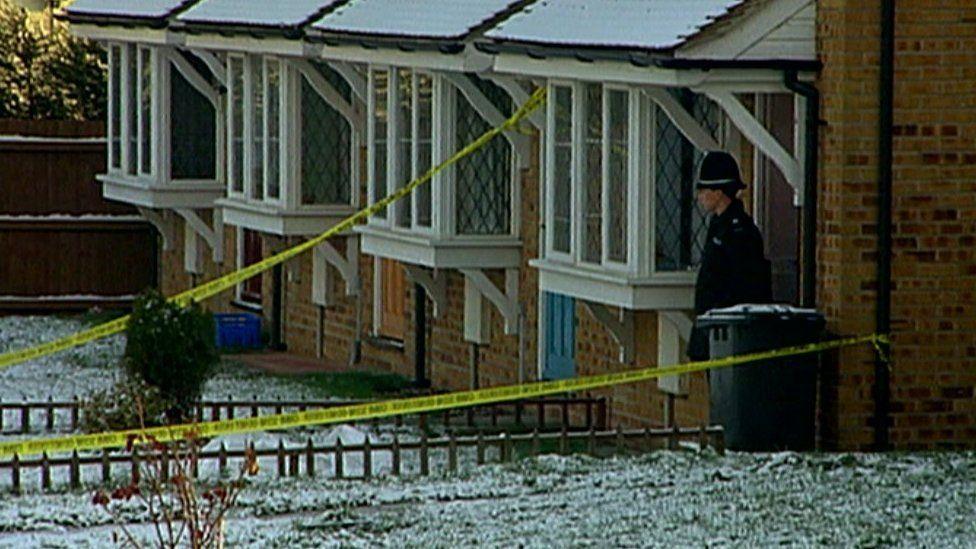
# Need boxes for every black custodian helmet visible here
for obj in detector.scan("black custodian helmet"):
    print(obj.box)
[696,151,746,191]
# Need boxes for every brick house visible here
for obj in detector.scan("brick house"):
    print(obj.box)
[63,0,976,450]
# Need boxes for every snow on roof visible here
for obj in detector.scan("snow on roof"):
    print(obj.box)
[177,0,343,28]
[311,0,521,40]
[65,0,187,20]
[484,0,747,51]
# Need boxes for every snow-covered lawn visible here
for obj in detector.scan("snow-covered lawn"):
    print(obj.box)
[0,316,973,547]
[1,450,974,547]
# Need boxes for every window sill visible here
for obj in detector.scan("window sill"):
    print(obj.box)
[356,224,522,269]
[217,198,357,236]
[531,258,696,310]
[97,173,223,209]
[231,299,263,313]
[365,335,405,352]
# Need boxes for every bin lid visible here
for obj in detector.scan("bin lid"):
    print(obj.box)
[697,303,824,323]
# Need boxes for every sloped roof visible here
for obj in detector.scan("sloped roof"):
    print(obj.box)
[64,0,190,22]
[310,0,522,40]
[484,0,747,52]
[177,0,344,29]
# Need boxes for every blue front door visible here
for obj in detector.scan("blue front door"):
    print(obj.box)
[543,292,575,380]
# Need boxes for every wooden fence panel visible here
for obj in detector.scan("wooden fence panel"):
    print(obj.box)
[0,119,156,311]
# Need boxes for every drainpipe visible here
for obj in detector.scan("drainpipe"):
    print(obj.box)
[413,283,430,388]
[783,71,820,309]
[874,0,896,451]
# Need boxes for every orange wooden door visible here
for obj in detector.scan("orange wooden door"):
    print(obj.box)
[378,259,407,340]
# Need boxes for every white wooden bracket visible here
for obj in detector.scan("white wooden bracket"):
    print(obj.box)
[460,269,520,335]
[187,49,226,87]
[657,310,694,396]
[704,90,804,202]
[328,60,368,105]
[312,236,360,306]
[582,302,635,363]
[488,75,544,132]
[290,59,365,134]
[137,207,175,251]
[167,49,220,109]
[644,87,720,152]
[403,265,447,317]
[312,235,361,307]
[174,208,223,264]
[441,72,532,168]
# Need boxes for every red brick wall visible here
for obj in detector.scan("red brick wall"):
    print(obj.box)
[818,0,976,449]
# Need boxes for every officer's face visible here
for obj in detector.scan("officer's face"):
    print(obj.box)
[697,188,724,213]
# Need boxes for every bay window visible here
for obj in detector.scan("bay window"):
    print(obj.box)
[221,55,357,236]
[361,65,520,269]
[538,81,726,309]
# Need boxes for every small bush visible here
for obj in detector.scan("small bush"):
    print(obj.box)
[80,377,169,433]
[124,290,218,422]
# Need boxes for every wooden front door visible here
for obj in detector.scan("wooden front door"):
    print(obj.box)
[543,292,576,380]
[377,259,407,340]
[755,94,800,304]
[240,229,263,305]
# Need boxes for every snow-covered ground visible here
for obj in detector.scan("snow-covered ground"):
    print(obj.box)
[1,450,975,547]
[0,316,974,547]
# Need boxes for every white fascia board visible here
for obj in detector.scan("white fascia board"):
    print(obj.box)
[180,33,308,57]
[531,258,695,310]
[491,53,705,88]
[316,43,493,73]
[71,24,180,46]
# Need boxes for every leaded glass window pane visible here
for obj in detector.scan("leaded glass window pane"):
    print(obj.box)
[170,55,216,180]
[250,56,264,200]
[139,47,152,175]
[370,68,388,218]
[654,90,722,272]
[395,68,412,228]
[551,85,572,253]
[607,89,628,263]
[415,73,433,228]
[109,45,121,170]
[582,83,602,264]
[301,62,351,206]
[229,57,244,193]
[691,94,722,265]
[126,45,137,175]
[266,61,280,199]
[455,75,512,236]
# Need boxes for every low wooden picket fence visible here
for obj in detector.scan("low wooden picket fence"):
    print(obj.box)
[0,395,608,435]
[1,424,724,494]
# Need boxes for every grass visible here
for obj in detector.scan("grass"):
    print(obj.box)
[286,370,412,399]
[71,307,129,327]
[215,360,413,400]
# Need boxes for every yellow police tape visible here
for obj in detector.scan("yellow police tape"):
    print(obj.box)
[0,88,548,371]
[0,333,887,459]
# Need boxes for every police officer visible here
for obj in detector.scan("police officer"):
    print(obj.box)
[687,151,771,360]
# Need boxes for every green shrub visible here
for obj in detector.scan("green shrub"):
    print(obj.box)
[124,290,218,422]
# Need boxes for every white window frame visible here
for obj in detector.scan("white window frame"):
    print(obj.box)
[226,54,286,207]
[545,80,640,274]
[545,80,576,263]
[367,65,390,225]
[136,45,156,178]
[107,44,122,173]
[227,54,246,198]
[108,42,157,180]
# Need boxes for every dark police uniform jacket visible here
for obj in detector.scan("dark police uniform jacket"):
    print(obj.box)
[687,199,772,360]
